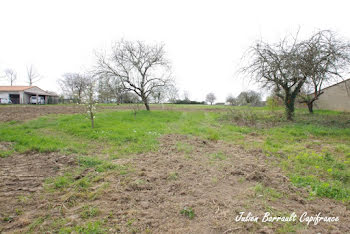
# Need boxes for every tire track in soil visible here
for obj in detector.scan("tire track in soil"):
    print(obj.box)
[0,153,75,231]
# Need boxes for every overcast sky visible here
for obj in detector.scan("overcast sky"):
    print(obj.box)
[0,0,349,102]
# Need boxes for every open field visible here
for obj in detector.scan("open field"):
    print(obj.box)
[0,104,227,122]
[0,104,350,233]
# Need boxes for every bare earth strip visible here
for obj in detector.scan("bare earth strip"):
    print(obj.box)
[1,135,348,233]
[0,105,85,122]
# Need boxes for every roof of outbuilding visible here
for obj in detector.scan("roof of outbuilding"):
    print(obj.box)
[0,86,34,91]
[0,86,59,96]
[321,78,350,91]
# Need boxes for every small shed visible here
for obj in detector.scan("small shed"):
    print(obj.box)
[0,86,59,104]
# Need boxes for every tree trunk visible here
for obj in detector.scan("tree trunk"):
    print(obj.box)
[144,101,150,111]
[141,94,150,111]
[91,117,94,128]
[307,102,314,114]
[284,94,295,121]
[90,111,94,128]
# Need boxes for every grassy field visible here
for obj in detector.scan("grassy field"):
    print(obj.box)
[0,104,349,233]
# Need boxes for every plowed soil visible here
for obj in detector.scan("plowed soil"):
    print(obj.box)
[0,153,76,231]
[0,105,85,122]
[1,135,349,233]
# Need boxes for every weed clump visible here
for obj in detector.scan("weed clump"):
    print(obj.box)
[180,207,195,219]
[80,205,99,219]
[222,108,284,127]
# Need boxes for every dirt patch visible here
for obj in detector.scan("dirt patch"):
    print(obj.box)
[0,105,84,122]
[0,142,13,151]
[0,152,76,229]
[79,135,350,233]
[1,135,349,233]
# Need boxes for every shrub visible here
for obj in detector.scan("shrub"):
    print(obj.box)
[266,96,280,112]
[174,99,205,104]
[227,109,258,126]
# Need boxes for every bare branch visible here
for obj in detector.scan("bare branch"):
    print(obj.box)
[96,39,173,110]
[26,65,41,86]
[3,69,17,86]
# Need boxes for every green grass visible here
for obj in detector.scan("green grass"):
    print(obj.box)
[0,149,14,158]
[59,221,106,233]
[80,205,100,219]
[180,207,195,219]
[78,156,127,173]
[27,216,48,233]
[254,183,283,201]
[0,110,181,156]
[1,106,349,202]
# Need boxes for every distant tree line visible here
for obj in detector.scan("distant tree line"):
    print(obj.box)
[225,90,262,106]
[174,99,205,105]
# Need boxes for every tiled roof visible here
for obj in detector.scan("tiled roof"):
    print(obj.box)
[0,86,34,91]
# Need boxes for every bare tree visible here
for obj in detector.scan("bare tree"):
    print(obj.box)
[82,75,97,128]
[182,90,190,101]
[166,83,179,103]
[95,74,126,104]
[297,30,350,113]
[205,92,216,105]
[226,94,237,106]
[97,40,172,111]
[74,74,88,104]
[128,94,141,117]
[150,83,177,104]
[237,90,261,106]
[97,75,111,103]
[242,33,307,120]
[26,65,41,86]
[58,73,76,99]
[150,86,166,104]
[4,69,17,86]
[58,73,88,103]
[106,75,124,104]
